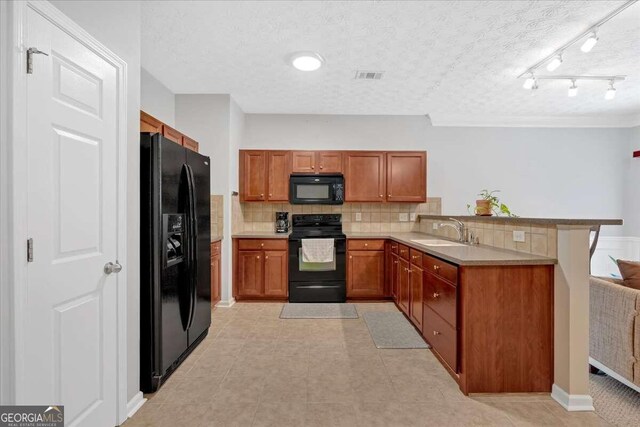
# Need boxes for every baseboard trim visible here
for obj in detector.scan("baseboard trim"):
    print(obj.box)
[126,391,146,419]
[551,384,594,411]
[216,298,236,308]
[589,357,640,393]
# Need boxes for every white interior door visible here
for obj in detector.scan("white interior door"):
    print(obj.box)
[21,5,120,427]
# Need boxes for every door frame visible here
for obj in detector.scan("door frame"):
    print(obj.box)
[0,1,129,423]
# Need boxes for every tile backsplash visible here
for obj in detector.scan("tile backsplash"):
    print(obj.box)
[210,195,224,238]
[419,219,557,258]
[233,197,442,233]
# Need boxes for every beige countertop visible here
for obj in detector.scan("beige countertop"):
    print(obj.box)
[346,232,556,266]
[211,235,223,243]
[417,214,623,226]
[232,231,290,239]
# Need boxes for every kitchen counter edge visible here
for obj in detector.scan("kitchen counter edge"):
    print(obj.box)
[232,232,290,239]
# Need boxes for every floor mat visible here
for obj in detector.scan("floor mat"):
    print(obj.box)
[279,303,359,319]
[362,312,429,349]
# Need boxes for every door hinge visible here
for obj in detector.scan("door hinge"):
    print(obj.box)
[27,238,34,262]
[26,47,49,74]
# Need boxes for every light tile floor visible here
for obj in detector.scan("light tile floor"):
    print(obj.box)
[125,302,610,426]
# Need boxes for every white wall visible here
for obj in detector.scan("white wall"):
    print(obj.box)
[51,0,142,405]
[243,114,631,236]
[141,68,175,126]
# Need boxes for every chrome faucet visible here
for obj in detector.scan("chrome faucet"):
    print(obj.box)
[438,218,466,243]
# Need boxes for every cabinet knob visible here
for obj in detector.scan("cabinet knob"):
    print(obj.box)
[349,255,352,259]
[311,165,315,169]
[256,256,260,259]
[433,331,441,336]
[433,292,440,298]
[388,194,391,197]
[269,193,272,197]
[260,193,264,198]
[320,165,323,169]
[364,243,368,246]
[393,261,398,264]
[265,256,269,259]
[379,194,383,198]
[261,243,264,247]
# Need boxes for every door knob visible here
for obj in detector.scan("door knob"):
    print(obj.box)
[104,262,122,275]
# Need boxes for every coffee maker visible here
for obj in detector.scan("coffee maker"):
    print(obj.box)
[275,212,290,233]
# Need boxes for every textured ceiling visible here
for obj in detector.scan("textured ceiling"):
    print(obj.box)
[141,0,640,121]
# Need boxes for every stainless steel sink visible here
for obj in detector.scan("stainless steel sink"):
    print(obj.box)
[411,239,467,247]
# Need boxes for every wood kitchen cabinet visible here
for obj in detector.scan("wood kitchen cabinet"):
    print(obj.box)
[210,241,221,306]
[386,152,427,202]
[140,110,200,152]
[347,240,385,298]
[292,151,343,174]
[343,152,386,202]
[233,238,288,299]
[140,111,163,133]
[398,257,410,313]
[239,150,290,202]
[409,259,424,330]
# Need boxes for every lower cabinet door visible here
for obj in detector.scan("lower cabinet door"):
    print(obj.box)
[391,253,399,299]
[347,250,385,297]
[237,250,263,297]
[264,250,288,297]
[409,265,423,330]
[211,253,221,305]
[398,258,410,313]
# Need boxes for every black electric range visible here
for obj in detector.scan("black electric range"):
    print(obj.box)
[288,214,346,303]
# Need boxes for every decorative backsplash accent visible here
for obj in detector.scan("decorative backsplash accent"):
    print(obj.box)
[232,198,442,233]
[419,219,557,258]
[210,195,224,238]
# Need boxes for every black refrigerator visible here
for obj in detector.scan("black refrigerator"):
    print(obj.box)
[140,132,211,393]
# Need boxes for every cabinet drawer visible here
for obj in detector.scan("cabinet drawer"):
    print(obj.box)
[398,244,410,260]
[237,239,287,250]
[424,274,457,328]
[423,255,458,285]
[423,306,457,372]
[347,239,385,251]
[409,249,423,266]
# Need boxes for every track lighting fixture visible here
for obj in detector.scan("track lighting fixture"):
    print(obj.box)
[522,75,536,90]
[605,81,616,100]
[568,81,578,97]
[581,31,599,52]
[517,0,636,92]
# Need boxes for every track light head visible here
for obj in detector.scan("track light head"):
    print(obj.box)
[568,80,578,97]
[546,54,563,71]
[581,31,599,52]
[605,81,616,100]
[522,75,536,89]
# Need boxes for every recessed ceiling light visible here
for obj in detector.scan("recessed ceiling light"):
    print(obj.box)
[289,51,324,71]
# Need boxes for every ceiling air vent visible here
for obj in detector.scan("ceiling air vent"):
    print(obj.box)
[355,70,384,80]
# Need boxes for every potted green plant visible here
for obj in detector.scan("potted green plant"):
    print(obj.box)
[467,190,517,217]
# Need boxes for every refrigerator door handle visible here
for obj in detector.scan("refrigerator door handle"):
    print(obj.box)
[185,164,198,330]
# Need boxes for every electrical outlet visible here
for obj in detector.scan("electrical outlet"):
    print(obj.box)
[432,223,439,230]
[355,212,362,222]
[512,230,526,242]
[409,213,416,221]
[399,213,409,222]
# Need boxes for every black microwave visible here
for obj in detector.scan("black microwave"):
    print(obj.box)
[290,174,344,205]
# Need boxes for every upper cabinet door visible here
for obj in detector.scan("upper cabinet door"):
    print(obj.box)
[181,135,199,152]
[240,150,267,201]
[140,111,163,133]
[267,151,290,201]
[386,152,427,202]
[343,152,386,202]
[317,151,343,173]
[292,151,316,173]
[162,124,183,145]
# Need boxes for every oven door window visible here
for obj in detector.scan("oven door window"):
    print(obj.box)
[298,248,336,271]
[295,184,330,200]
